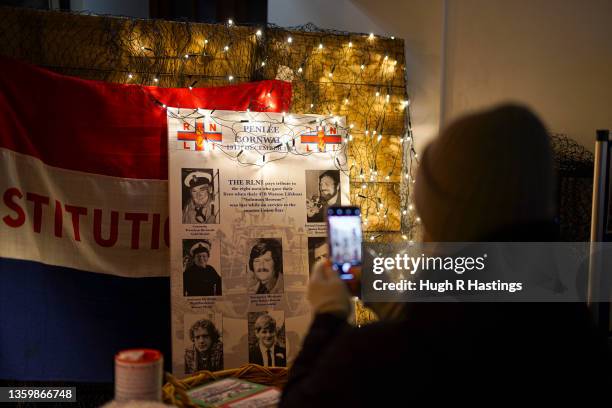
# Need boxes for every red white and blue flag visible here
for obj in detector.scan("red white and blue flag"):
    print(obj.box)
[0,57,290,381]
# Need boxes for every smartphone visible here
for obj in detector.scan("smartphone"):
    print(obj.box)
[326,206,362,281]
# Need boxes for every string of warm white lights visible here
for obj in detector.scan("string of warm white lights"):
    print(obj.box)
[6,8,418,241]
[145,20,416,241]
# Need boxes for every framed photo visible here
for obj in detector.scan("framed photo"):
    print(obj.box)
[182,168,220,224]
[247,311,286,367]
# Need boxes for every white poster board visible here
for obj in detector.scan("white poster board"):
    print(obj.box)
[167,108,348,376]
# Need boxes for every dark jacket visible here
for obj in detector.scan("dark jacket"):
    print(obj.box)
[249,343,287,367]
[280,224,611,406]
[183,264,222,296]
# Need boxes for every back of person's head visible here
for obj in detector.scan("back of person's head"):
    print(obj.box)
[415,103,556,242]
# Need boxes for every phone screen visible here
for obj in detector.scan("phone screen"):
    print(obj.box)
[326,206,362,280]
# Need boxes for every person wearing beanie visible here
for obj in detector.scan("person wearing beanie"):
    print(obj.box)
[280,104,610,407]
[415,104,556,242]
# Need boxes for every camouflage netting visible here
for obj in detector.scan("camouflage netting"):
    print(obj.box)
[0,6,418,243]
[550,133,594,241]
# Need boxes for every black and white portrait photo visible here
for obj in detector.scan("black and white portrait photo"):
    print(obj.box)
[184,313,223,374]
[247,238,284,295]
[308,237,329,275]
[182,168,220,224]
[306,169,341,223]
[247,311,286,368]
[183,239,222,296]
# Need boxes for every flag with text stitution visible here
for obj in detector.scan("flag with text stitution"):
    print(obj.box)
[0,57,291,382]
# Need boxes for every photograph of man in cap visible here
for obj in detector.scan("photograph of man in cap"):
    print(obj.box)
[183,239,222,296]
[182,168,219,224]
[306,169,341,223]
[247,238,284,295]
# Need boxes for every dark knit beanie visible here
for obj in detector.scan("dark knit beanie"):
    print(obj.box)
[414,104,556,242]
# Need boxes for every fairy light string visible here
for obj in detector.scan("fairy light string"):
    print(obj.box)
[0,8,418,241]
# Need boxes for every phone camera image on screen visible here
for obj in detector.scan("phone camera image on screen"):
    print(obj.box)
[326,206,362,280]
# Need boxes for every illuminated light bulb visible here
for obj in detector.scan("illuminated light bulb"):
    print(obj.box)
[414,153,419,158]
[184,54,189,59]
[287,36,293,43]
[402,234,408,240]
[344,98,349,104]
[261,61,266,66]
[393,60,398,65]
[350,123,354,129]
[189,86,193,91]
[161,104,167,108]
[140,46,145,50]
[310,103,314,108]
[373,130,377,135]
[365,130,369,135]
[153,77,159,83]
[369,33,374,40]
[228,19,233,26]
[360,64,365,70]
[224,45,229,52]
[298,67,303,73]
[256,29,262,36]
[386,94,390,100]
[402,210,407,215]
[384,55,388,60]
[267,92,271,97]
[361,183,366,189]
[127,73,133,79]
[370,235,375,241]
[319,43,323,49]
[228,75,234,81]
[328,72,333,78]
[375,91,380,97]
[391,36,395,40]
[379,202,384,208]
[348,41,353,47]
[416,217,421,223]
[408,204,414,211]
[204,39,209,44]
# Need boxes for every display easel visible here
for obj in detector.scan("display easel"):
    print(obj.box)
[589,129,611,333]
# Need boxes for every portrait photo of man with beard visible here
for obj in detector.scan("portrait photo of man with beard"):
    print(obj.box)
[247,238,284,295]
[306,169,341,223]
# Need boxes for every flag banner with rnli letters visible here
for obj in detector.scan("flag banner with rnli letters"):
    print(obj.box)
[167,108,349,375]
[0,57,291,382]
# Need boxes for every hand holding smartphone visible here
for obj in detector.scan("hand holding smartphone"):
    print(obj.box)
[326,206,362,295]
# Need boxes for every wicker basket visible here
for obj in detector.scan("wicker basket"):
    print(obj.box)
[162,364,288,407]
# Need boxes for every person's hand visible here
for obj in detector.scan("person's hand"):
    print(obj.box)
[308,259,352,318]
[306,198,320,217]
